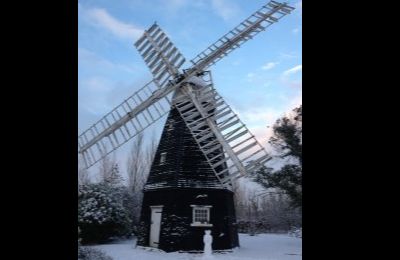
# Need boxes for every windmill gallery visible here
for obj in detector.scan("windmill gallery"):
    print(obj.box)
[78,1,295,253]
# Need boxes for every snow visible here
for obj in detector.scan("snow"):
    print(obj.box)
[196,194,208,199]
[186,76,208,88]
[91,233,302,260]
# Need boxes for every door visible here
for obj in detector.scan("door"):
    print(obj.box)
[149,206,163,248]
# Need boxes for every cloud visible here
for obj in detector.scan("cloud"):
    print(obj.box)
[160,0,190,14]
[279,52,299,59]
[246,72,256,82]
[236,92,302,152]
[289,92,302,108]
[239,107,282,127]
[262,62,278,70]
[232,60,241,66]
[263,82,271,87]
[169,0,186,9]
[292,27,301,34]
[211,0,240,21]
[237,107,284,151]
[79,77,114,115]
[296,1,302,16]
[85,7,143,40]
[280,66,302,88]
[79,47,136,74]
[283,65,302,76]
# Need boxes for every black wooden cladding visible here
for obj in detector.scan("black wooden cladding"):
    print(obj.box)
[137,106,239,252]
[144,107,223,190]
[137,188,239,252]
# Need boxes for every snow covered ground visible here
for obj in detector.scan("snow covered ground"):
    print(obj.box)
[91,233,302,260]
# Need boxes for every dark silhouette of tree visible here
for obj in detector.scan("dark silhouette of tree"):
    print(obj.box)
[255,105,302,209]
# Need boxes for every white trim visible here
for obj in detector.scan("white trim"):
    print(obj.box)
[190,205,212,208]
[150,205,164,208]
[191,223,213,227]
[191,205,212,226]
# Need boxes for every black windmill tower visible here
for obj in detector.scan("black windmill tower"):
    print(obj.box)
[78,1,295,253]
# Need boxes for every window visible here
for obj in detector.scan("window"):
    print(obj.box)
[194,208,208,222]
[191,205,213,227]
[160,152,167,165]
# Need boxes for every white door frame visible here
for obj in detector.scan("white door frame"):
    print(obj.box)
[149,205,163,248]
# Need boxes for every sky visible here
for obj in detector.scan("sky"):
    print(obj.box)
[78,0,302,176]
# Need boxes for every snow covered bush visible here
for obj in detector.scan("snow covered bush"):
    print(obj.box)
[78,246,113,260]
[78,182,131,244]
[288,226,302,238]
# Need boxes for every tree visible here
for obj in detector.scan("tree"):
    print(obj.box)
[78,155,90,185]
[78,182,131,244]
[233,178,301,233]
[246,190,260,236]
[269,105,302,165]
[255,105,302,208]
[78,156,131,244]
[126,132,158,233]
[98,154,121,184]
[232,180,247,221]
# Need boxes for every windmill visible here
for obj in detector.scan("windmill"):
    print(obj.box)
[78,0,295,252]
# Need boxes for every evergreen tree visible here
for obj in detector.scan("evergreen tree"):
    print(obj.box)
[255,105,302,209]
[78,163,131,244]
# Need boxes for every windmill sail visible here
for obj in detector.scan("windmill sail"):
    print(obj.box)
[78,1,294,172]
[78,80,173,168]
[174,72,271,187]
[80,25,188,168]
[134,23,186,88]
[188,1,294,73]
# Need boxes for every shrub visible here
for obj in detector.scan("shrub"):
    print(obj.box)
[78,183,131,244]
[78,246,113,260]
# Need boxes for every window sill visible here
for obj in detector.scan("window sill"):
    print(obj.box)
[190,223,213,227]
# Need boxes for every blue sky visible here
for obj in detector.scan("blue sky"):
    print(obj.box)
[78,0,302,173]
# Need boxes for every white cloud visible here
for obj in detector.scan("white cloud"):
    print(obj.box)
[84,77,113,92]
[161,0,189,13]
[85,7,143,40]
[79,77,114,115]
[261,62,278,70]
[246,72,256,82]
[239,107,281,126]
[232,60,241,66]
[279,52,299,59]
[292,27,300,34]
[236,92,302,153]
[283,65,302,76]
[211,0,240,21]
[79,47,136,74]
[237,107,283,153]
[289,92,302,108]
[169,0,186,9]
[296,0,302,16]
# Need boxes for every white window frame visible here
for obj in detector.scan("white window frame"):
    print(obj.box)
[190,205,213,227]
[160,152,167,165]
